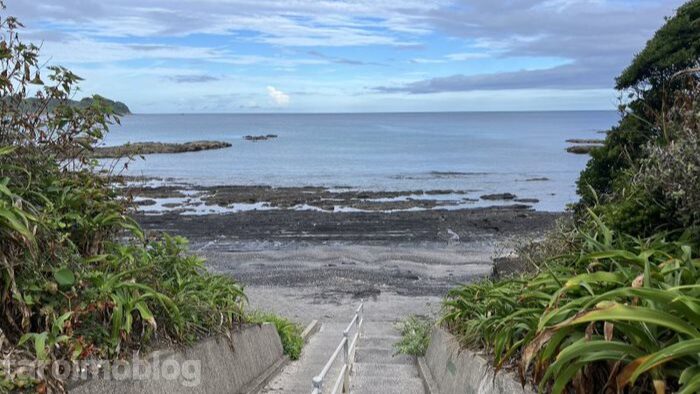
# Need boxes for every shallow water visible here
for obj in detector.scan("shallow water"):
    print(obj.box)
[103,111,617,211]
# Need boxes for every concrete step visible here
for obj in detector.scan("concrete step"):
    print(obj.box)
[355,346,415,365]
[350,376,426,394]
[360,335,401,349]
[353,362,420,379]
[262,322,347,394]
[361,322,401,337]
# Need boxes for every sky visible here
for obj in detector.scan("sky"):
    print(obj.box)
[8,0,687,113]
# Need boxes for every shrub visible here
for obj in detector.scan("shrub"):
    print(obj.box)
[247,312,304,360]
[0,5,248,391]
[577,0,700,235]
[394,315,432,356]
[443,216,700,393]
[635,77,700,230]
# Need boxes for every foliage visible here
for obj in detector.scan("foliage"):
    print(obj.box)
[393,315,432,357]
[443,217,700,393]
[444,4,700,392]
[615,0,700,90]
[0,5,248,391]
[634,78,700,230]
[247,312,304,360]
[577,0,700,236]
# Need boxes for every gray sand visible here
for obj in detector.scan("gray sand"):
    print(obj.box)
[134,199,564,324]
[199,241,494,324]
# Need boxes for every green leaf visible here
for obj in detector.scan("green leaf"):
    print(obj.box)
[619,339,700,386]
[53,268,75,287]
[0,146,16,156]
[19,332,49,361]
[135,301,157,330]
[555,301,700,338]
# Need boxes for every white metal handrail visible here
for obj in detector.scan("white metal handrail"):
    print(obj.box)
[312,301,364,394]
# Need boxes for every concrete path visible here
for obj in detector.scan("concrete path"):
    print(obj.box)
[350,321,425,394]
[262,322,347,393]
[263,308,426,394]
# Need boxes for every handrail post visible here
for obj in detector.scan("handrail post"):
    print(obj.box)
[342,330,350,393]
[313,375,323,394]
[358,300,364,334]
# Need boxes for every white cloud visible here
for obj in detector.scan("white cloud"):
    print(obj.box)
[267,86,290,106]
[445,52,491,61]
[10,1,443,47]
[410,58,446,64]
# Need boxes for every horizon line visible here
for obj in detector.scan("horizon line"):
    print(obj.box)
[128,108,619,116]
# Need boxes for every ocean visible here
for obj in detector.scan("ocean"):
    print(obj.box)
[102,111,618,212]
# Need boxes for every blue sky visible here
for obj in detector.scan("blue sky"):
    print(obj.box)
[10,0,686,113]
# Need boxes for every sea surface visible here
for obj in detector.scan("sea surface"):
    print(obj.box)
[102,111,618,212]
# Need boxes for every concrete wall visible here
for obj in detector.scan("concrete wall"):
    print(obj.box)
[419,327,534,394]
[70,323,284,394]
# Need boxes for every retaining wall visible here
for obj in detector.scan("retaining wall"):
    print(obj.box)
[419,326,534,394]
[70,323,284,394]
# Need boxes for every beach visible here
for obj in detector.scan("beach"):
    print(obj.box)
[107,111,611,323]
[129,181,565,323]
[101,110,603,330]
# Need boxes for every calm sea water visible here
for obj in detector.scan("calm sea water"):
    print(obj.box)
[103,111,618,211]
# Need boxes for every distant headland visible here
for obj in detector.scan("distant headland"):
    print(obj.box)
[24,95,131,115]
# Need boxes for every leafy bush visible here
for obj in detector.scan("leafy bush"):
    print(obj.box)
[443,216,700,393]
[394,315,433,356]
[577,0,700,236]
[635,78,700,230]
[247,312,304,360]
[0,5,249,391]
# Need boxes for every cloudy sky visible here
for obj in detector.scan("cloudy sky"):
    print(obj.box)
[8,0,686,113]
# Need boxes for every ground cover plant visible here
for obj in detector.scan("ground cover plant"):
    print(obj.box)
[444,217,700,393]
[394,315,433,357]
[247,312,304,360]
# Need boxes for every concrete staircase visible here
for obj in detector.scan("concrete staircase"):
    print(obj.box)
[262,322,346,393]
[263,314,426,393]
[350,321,426,394]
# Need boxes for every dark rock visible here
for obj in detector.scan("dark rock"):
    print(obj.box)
[565,138,605,144]
[353,287,381,299]
[514,198,539,203]
[492,255,531,279]
[480,193,517,200]
[134,199,157,206]
[244,134,278,141]
[566,145,600,154]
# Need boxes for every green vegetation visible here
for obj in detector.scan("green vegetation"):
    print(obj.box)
[577,0,700,236]
[443,2,700,392]
[394,315,433,357]
[444,217,700,393]
[0,6,295,392]
[247,312,304,360]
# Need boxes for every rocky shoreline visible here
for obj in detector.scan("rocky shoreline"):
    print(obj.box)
[565,137,605,155]
[95,140,231,158]
[120,181,545,214]
[566,144,601,154]
[124,179,566,312]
